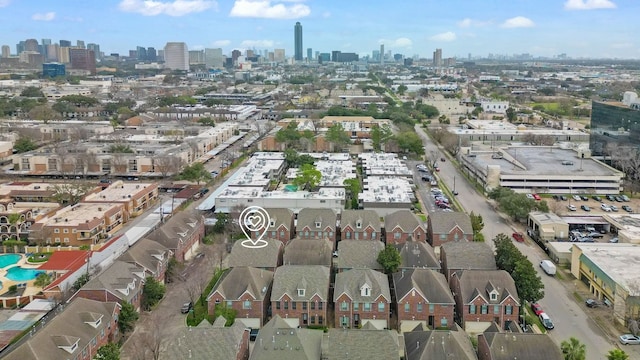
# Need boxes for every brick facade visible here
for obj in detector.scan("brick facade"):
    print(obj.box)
[207,293,269,327]
[429,225,473,247]
[74,288,142,311]
[396,291,454,330]
[334,293,389,328]
[253,223,293,245]
[297,224,337,243]
[341,224,380,241]
[271,293,327,327]
[385,225,427,245]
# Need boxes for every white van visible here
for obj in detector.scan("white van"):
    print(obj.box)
[540,260,557,276]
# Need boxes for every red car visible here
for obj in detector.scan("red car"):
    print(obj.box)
[531,303,544,316]
[532,194,541,201]
[512,232,525,242]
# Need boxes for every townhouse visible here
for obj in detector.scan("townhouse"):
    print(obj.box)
[148,210,204,262]
[384,209,427,244]
[427,212,473,248]
[340,209,382,241]
[295,208,338,243]
[271,265,330,328]
[334,268,391,329]
[72,260,146,311]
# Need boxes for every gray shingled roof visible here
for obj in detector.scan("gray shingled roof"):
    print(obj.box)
[404,326,478,360]
[481,332,562,360]
[393,269,454,304]
[79,260,145,303]
[271,265,330,302]
[264,208,294,231]
[341,209,381,231]
[250,315,323,360]
[336,240,385,270]
[428,212,473,235]
[228,239,283,269]
[456,270,519,305]
[150,211,203,249]
[322,329,400,360]
[297,208,337,231]
[441,242,497,271]
[396,241,440,269]
[206,267,273,302]
[161,321,248,360]
[385,210,423,233]
[283,238,333,266]
[119,238,170,276]
[333,268,391,302]
[3,298,118,360]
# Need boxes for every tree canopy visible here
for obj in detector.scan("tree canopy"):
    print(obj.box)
[371,123,393,152]
[325,123,351,151]
[606,349,629,360]
[493,233,545,303]
[118,301,139,334]
[377,244,402,274]
[178,163,212,185]
[293,164,322,191]
[20,86,45,98]
[13,138,37,153]
[142,276,166,311]
[95,343,120,360]
[561,337,586,360]
[489,187,549,221]
[394,132,424,155]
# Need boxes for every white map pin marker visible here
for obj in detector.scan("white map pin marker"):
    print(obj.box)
[239,206,270,249]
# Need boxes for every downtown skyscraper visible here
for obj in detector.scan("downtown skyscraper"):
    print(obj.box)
[294,22,303,61]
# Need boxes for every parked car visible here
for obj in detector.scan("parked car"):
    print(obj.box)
[250,328,259,341]
[526,194,535,199]
[586,232,604,238]
[567,204,577,211]
[622,195,630,202]
[606,195,616,202]
[578,237,595,243]
[622,205,633,213]
[539,313,555,330]
[560,195,568,201]
[434,167,440,172]
[585,299,599,308]
[581,205,591,211]
[619,334,640,345]
[610,205,619,212]
[512,232,525,242]
[430,180,438,186]
[580,195,589,201]
[609,237,619,243]
[592,195,602,202]
[440,157,446,162]
[531,303,544,316]
[601,204,612,212]
[572,195,582,201]
[615,196,624,202]
[533,194,541,201]
[181,302,193,314]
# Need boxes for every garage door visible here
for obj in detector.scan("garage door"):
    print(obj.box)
[361,319,387,330]
[399,320,426,333]
[466,321,491,334]
[238,318,261,329]
[283,318,300,328]
[184,242,200,261]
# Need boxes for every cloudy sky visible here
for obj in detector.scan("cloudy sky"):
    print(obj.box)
[2,0,639,59]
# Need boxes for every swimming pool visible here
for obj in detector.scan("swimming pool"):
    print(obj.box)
[5,267,43,282]
[0,254,21,268]
[284,184,298,192]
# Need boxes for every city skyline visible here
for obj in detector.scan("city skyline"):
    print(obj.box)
[1,0,639,59]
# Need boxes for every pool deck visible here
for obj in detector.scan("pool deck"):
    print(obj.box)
[0,255,44,297]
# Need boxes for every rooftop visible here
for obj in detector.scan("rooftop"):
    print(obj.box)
[360,176,414,204]
[84,181,156,202]
[39,202,122,228]
[575,243,640,296]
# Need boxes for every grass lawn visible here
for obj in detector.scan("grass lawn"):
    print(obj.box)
[186,268,227,326]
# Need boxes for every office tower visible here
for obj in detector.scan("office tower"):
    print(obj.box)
[589,101,640,156]
[163,42,189,71]
[246,49,254,58]
[307,48,312,61]
[231,49,241,64]
[318,53,330,63]
[204,48,223,68]
[372,50,380,62]
[1,45,9,58]
[274,49,285,62]
[46,44,59,61]
[60,40,71,47]
[69,48,96,74]
[58,47,70,63]
[157,49,164,61]
[315,51,319,60]
[43,63,66,77]
[129,50,137,59]
[16,41,25,55]
[147,47,157,61]
[189,50,204,64]
[41,39,51,59]
[331,51,341,62]
[294,21,303,61]
[87,43,100,60]
[433,48,442,67]
[380,44,384,64]
[24,39,39,53]
[76,40,85,49]
[136,46,147,61]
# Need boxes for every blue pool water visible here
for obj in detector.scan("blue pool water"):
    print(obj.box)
[284,184,298,192]
[6,267,43,282]
[0,254,21,268]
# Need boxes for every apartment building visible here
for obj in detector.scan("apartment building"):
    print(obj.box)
[83,181,158,217]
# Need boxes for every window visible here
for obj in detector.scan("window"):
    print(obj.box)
[345,232,351,239]
[243,301,251,311]
[363,302,371,311]
[378,302,384,312]
[64,238,70,243]
[270,220,275,227]
[280,231,284,237]
[271,231,276,237]
[284,301,288,310]
[353,302,359,311]
[356,221,362,229]
[341,316,349,327]
[394,232,401,239]
[310,316,315,324]
[311,302,315,310]
[298,289,305,297]
[54,229,60,233]
[494,305,500,314]
[292,302,296,310]
[318,302,323,310]
[481,305,488,314]
[226,301,232,307]
[469,304,476,314]
[440,317,448,327]
[302,302,307,310]
[372,231,376,239]
[429,304,434,313]
[404,303,410,312]
[505,305,513,315]
[490,293,497,301]
[63,229,69,233]
[417,303,423,313]
[315,221,321,228]
[303,313,308,325]
[341,302,348,311]
[276,302,280,310]
[440,234,446,240]
[318,316,323,324]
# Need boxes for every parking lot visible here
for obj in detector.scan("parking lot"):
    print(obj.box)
[412,161,455,213]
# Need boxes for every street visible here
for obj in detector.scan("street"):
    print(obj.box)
[415,124,632,360]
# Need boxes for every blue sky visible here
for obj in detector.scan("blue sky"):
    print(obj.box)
[1,0,639,59]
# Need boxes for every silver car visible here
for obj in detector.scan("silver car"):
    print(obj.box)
[619,334,640,345]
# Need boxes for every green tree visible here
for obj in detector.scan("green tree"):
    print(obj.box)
[470,211,484,241]
[178,163,212,185]
[370,124,393,152]
[197,117,216,127]
[506,107,517,122]
[275,121,300,147]
[20,86,45,98]
[34,272,52,288]
[561,337,586,360]
[397,85,408,95]
[72,273,90,291]
[142,276,166,311]
[108,144,134,153]
[325,123,351,151]
[606,349,629,360]
[28,105,58,121]
[49,182,96,205]
[213,303,238,326]
[512,260,545,302]
[13,138,37,153]
[343,178,361,209]
[95,343,120,360]
[293,164,322,191]
[212,212,230,234]
[118,301,139,334]
[394,132,424,155]
[377,244,401,274]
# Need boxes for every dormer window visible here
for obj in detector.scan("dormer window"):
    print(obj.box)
[297,288,305,297]
[315,221,321,229]
[490,293,497,301]
[356,219,362,229]
[360,284,371,297]
[270,219,275,227]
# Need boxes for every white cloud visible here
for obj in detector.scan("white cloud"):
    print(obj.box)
[429,32,456,42]
[118,0,217,16]
[379,37,413,48]
[501,16,535,28]
[457,18,492,28]
[240,39,275,48]
[230,0,310,19]
[0,0,11,8]
[564,0,616,10]
[212,40,231,47]
[32,12,56,21]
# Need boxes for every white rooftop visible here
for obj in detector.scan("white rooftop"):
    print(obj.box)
[575,243,640,296]
[227,158,284,187]
[360,176,414,204]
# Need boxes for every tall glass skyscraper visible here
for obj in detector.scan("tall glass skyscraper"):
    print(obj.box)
[590,101,640,156]
[294,22,303,61]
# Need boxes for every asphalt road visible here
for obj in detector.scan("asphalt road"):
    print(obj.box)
[415,124,630,360]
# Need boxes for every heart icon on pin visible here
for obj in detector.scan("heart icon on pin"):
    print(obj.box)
[239,206,270,249]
